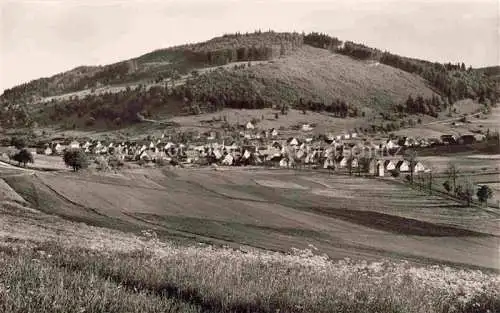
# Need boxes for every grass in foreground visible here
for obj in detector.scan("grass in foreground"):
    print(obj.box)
[0,234,499,313]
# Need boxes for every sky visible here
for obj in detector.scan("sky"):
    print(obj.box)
[0,0,498,92]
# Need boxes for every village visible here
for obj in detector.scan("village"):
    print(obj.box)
[6,119,488,177]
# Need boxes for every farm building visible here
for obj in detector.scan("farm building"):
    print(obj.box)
[441,134,457,145]
[459,134,476,145]
[246,122,255,130]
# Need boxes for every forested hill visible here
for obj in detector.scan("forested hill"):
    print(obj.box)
[0,31,497,130]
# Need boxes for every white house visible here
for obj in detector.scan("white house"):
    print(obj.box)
[53,143,65,155]
[246,122,255,130]
[82,141,91,149]
[351,158,358,168]
[343,133,351,140]
[69,140,80,149]
[384,160,396,171]
[397,160,410,172]
[413,161,426,173]
[270,128,279,137]
[339,157,348,168]
[213,149,223,160]
[279,158,289,168]
[43,147,53,155]
[289,138,299,146]
[351,132,357,138]
[243,150,251,159]
[386,140,399,150]
[302,124,313,131]
[222,154,234,165]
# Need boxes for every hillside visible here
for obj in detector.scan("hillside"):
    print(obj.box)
[0,31,497,134]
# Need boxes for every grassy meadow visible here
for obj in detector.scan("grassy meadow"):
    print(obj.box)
[0,233,499,313]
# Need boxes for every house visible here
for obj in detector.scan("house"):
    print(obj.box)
[385,140,399,150]
[246,122,255,130]
[53,143,65,155]
[343,133,351,140]
[279,158,289,168]
[271,141,282,149]
[351,157,358,168]
[474,134,486,142]
[302,124,313,131]
[351,132,357,138]
[222,154,234,165]
[323,158,335,169]
[288,137,299,146]
[43,147,53,155]
[384,160,396,171]
[441,134,457,145]
[270,128,279,137]
[413,161,426,173]
[243,150,251,159]
[396,160,410,172]
[69,140,80,149]
[459,134,476,145]
[140,150,153,162]
[213,149,223,160]
[338,156,348,168]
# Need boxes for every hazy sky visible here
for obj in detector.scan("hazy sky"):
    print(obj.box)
[1,0,498,92]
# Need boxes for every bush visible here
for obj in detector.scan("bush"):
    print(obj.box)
[63,149,89,171]
[12,148,34,167]
[391,169,400,178]
[95,156,110,171]
[10,137,26,149]
[108,156,124,169]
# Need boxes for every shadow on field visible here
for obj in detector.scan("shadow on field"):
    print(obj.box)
[133,213,327,242]
[308,207,493,237]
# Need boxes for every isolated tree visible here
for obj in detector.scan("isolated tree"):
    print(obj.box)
[63,149,89,172]
[477,185,493,206]
[445,163,459,194]
[404,149,418,184]
[347,156,354,176]
[461,180,474,207]
[443,180,451,193]
[358,157,371,176]
[12,149,34,167]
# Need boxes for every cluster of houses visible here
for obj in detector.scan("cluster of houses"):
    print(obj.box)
[27,124,433,177]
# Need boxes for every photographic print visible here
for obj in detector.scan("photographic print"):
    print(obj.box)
[0,0,499,312]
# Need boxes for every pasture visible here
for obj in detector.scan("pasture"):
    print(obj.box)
[1,166,498,270]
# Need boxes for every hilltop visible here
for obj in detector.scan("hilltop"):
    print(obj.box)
[0,31,497,137]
